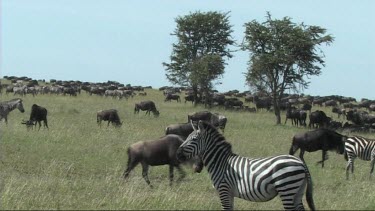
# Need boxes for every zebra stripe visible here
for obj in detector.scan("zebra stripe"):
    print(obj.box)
[345,136,375,179]
[0,98,25,124]
[177,121,315,210]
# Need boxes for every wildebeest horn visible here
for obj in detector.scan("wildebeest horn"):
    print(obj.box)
[190,120,197,131]
[21,120,27,124]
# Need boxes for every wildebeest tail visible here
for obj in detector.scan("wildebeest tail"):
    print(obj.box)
[304,163,316,211]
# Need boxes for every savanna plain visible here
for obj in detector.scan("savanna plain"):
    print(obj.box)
[1,86,375,210]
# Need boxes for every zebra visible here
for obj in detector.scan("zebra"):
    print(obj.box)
[0,98,25,124]
[176,121,315,210]
[345,136,375,180]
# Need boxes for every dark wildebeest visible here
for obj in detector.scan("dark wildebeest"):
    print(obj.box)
[21,119,35,131]
[332,107,346,119]
[164,94,181,102]
[29,104,48,130]
[308,110,331,128]
[165,122,194,139]
[122,134,203,187]
[188,111,227,133]
[184,95,194,104]
[96,109,122,127]
[289,128,346,167]
[134,100,160,117]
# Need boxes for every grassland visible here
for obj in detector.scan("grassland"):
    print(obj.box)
[1,87,375,210]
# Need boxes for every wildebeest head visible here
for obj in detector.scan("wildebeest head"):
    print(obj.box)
[21,119,35,130]
[153,110,160,117]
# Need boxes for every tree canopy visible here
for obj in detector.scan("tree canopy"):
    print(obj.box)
[163,11,234,105]
[241,12,334,124]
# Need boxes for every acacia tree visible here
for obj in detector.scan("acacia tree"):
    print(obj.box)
[241,13,334,124]
[163,11,234,105]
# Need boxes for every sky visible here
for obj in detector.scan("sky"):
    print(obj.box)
[1,0,374,100]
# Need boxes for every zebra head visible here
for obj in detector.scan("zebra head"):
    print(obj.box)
[176,120,207,162]
[16,99,25,113]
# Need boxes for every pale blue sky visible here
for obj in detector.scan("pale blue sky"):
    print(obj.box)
[1,0,374,100]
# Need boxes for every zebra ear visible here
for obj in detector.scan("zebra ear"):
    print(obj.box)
[198,120,205,131]
[190,120,197,131]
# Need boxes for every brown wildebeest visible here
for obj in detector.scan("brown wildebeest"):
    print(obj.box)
[289,128,347,167]
[164,94,181,102]
[134,100,160,117]
[96,109,122,127]
[123,134,202,187]
[165,122,194,139]
[188,111,227,133]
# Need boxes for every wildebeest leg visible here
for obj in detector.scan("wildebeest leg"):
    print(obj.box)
[141,162,152,187]
[38,121,42,131]
[299,150,306,163]
[44,119,49,129]
[289,144,299,156]
[169,165,174,186]
[176,165,186,182]
[317,150,328,168]
[123,157,140,179]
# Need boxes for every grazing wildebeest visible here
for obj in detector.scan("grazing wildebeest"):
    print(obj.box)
[123,134,203,187]
[165,122,194,139]
[188,111,227,132]
[29,104,49,130]
[332,107,346,119]
[21,119,35,131]
[309,110,331,128]
[0,98,25,124]
[289,128,346,167]
[184,95,194,104]
[96,109,122,127]
[134,100,160,117]
[164,94,181,102]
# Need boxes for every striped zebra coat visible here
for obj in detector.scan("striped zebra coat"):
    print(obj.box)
[345,136,375,179]
[0,98,25,124]
[176,121,315,210]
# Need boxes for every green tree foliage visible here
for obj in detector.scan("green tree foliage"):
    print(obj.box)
[163,11,234,105]
[241,13,334,124]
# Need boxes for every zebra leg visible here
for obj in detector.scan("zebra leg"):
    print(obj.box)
[141,162,152,187]
[370,155,375,179]
[217,184,234,210]
[346,158,355,180]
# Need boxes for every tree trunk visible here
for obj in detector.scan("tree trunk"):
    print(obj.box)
[193,85,199,107]
[273,93,281,124]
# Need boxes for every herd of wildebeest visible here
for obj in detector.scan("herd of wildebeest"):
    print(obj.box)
[1,76,375,209]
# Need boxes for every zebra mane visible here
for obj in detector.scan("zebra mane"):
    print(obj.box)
[201,121,234,154]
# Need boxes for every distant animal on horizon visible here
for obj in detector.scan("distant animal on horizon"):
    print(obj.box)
[28,104,49,130]
[96,109,122,127]
[123,134,203,187]
[0,98,25,124]
[289,128,346,168]
[134,100,160,117]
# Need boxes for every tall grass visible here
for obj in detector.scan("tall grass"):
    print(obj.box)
[1,89,374,210]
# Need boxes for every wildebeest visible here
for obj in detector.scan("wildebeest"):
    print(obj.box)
[188,111,227,132]
[122,134,202,187]
[184,95,194,104]
[21,119,35,131]
[346,110,375,125]
[0,98,25,124]
[29,104,49,130]
[308,110,331,128]
[289,128,346,167]
[332,107,346,119]
[165,122,194,139]
[96,109,122,127]
[164,94,180,102]
[134,100,160,117]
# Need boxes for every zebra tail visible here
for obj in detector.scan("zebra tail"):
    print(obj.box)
[305,165,316,211]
